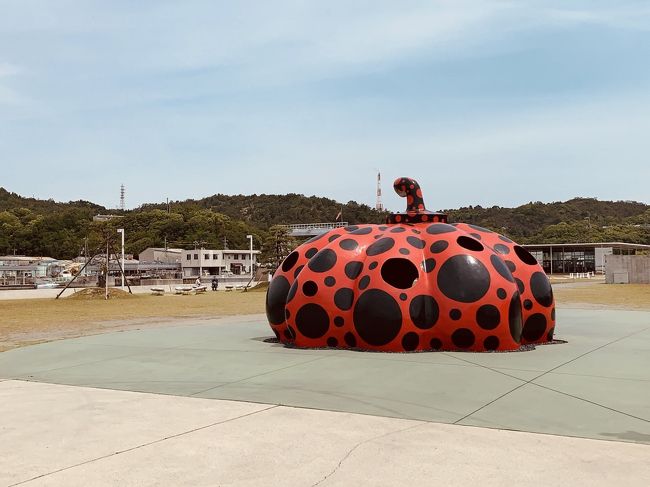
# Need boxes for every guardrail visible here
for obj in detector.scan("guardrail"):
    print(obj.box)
[279,222,349,237]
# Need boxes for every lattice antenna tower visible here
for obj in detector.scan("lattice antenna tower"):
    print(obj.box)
[375,171,384,211]
[119,184,125,211]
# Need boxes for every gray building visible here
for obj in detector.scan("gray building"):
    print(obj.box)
[138,248,184,264]
[605,255,650,284]
[523,242,650,274]
[181,249,260,278]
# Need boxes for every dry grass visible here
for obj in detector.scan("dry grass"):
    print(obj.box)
[553,282,650,310]
[0,291,266,352]
[3,280,650,353]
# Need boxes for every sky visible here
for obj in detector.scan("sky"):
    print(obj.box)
[1,0,650,213]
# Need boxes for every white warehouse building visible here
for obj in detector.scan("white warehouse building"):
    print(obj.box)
[181,249,260,278]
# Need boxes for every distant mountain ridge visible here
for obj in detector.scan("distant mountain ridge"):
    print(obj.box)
[2,186,650,259]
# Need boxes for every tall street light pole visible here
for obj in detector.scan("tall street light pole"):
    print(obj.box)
[117,228,125,290]
[247,234,254,278]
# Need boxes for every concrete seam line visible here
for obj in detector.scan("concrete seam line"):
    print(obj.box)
[311,422,426,487]
[8,404,279,487]
[453,326,650,425]
[190,354,334,397]
[529,382,650,424]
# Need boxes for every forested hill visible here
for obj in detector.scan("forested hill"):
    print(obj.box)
[2,186,650,260]
[142,193,385,227]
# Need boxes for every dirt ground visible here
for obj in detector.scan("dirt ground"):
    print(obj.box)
[2,280,649,352]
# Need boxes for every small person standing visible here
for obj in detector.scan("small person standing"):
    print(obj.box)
[195,276,201,287]
[212,276,219,291]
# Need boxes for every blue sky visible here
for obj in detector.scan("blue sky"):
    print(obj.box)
[1,0,650,212]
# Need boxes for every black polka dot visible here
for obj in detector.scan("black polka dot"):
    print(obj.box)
[399,293,407,301]
[305,233,325,244]
[379,226,388,231]
[327,337,338,347]
[344,225,358,232]
[302,281,318,296]
[284,326,295,340]
[334,316,344,327]
[369,261,378,270]
[423,258,436,273]
[412,229,421,234]
[294,265,304,278]
[490,255,515,283]
[484,336,500,351]
[476,304,500,330]
[308,248,337,273]
[523,313,547,342]
[514,245,538,265]
[399,248,410,255]
[470,233,482,240]
[266,276,290,325]
[367,237,395,256]
[344,332,356,347]
[437,255,490,303]
[499,235,513,243]
[358,275,371,290]
[430,338,442,350]
[430,240,449,254]
[305,247,318,258]
[402,332,419,351]
[450,309,462,320]
[287,280,298,302]
[493,244,510,255]
[374,235,383,239]
[551,308,556,321]
[281,252,299,272]
[351,227,373,235]
[523,299,533,310]
[324,276,336,287]
[339,239,358,251]
[390,227,406,233]
[547,327,555,341]
[497,288,507,299]
[505,260,517,273]
[344,261,364,280]
[409,295,439,329]
[353,289,403,346]
[426,223,457,235]
[516,278,525,294]
[407,236,426,249]
[468,224,493,233]
[328,234,341,242]
[509,292,523,343]
[295,303,329,339]
[457,236,484,252]
[334,288,354,311]
[531,272,553,307]
[452,328,475,349]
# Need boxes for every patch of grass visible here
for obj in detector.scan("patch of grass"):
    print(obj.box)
[553,282,650,309]
[0,291,266,352]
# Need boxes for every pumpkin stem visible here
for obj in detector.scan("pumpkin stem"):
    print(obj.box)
[393,177,426,213]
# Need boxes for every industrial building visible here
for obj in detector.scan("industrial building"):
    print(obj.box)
[138,248,184,264]
[181,249,260,278]
[522,242,650,275]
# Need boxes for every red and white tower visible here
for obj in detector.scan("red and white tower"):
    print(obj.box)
[375,171,384,211]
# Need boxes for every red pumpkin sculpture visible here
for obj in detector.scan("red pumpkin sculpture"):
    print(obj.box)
[266,177,556,352]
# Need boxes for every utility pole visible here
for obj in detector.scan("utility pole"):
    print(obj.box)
[117,228,125,290]
[247,235,254,278]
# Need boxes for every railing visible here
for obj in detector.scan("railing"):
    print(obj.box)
[279,222,348,236]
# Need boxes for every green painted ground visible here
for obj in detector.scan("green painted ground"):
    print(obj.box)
[1,309,648,444]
